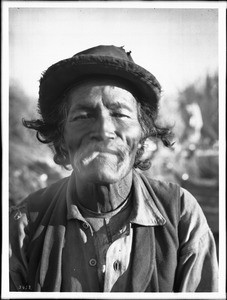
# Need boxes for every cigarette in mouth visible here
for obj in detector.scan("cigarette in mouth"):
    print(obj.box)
[82,151,100,166]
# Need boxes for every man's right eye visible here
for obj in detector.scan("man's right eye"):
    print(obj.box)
[71,113,92,121]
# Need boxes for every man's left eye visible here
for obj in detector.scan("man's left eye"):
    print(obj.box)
[112,112,130,118]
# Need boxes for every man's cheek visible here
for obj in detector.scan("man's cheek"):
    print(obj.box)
[65,136,80,155]
[125,124,142,145]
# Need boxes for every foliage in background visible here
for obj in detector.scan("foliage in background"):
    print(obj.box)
[9,81,69,206]
[177,73,218,146]
[145,73,219,233]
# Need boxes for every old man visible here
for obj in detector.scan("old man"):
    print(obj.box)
[9,45,218,292]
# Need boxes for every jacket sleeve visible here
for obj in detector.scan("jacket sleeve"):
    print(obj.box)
[9,201,30,291]
[174,188,219,292]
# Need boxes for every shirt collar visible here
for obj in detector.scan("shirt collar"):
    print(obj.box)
[66,170,166,227]
[66,172,86,222]
[130,170,166,226]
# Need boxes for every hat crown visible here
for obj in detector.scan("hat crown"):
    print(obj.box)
[39,44,161,119]
[73,45,134,63]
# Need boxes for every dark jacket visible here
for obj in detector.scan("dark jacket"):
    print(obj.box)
[9,171,218,292]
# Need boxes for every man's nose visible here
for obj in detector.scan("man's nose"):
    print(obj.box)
[92,113,116,140]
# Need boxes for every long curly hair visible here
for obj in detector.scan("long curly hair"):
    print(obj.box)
[23,91,174,171]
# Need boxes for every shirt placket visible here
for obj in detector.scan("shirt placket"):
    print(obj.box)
[103,225,132,292]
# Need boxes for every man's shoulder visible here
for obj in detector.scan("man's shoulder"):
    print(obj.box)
[28,176,69,199]
[136,171,182,221]
[138,171,181,198]
[21,176,70,212]
[14,176,71,225]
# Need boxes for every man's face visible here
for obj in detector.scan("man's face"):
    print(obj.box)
[64,79,143,184]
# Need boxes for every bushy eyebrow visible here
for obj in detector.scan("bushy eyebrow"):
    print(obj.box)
[70,101,135,113]
[106,102,134,112]
[69,104,95,112]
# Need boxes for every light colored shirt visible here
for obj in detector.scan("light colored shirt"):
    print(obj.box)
[75,193,133,290]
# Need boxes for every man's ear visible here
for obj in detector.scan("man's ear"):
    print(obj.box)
[139,138,157,161]
[61,142,68,152]
[58,140,71,165]
[137,142,143,149]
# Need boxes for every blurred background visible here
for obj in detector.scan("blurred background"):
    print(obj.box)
[7,6,219,252]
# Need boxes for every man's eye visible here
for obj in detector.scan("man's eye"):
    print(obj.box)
[72,113,92,121]
[112,112,130,118]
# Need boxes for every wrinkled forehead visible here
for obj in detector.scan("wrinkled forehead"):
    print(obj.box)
[65,77,139,108]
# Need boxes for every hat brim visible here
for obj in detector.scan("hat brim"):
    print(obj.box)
[39,55,161,117]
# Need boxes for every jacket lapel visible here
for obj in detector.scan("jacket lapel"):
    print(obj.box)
[131,225,159,292]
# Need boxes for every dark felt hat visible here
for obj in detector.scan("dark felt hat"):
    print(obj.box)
[39,45,162,118]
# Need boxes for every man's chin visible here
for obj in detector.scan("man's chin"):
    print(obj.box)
[75,166,123,184]
[88,169,121,184]
[73,154,130,183]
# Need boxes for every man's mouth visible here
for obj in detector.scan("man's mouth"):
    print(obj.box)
[94,145,119,155]
[78,141,128,166]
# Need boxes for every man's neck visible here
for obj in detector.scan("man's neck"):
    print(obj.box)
[74,171,133,213]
